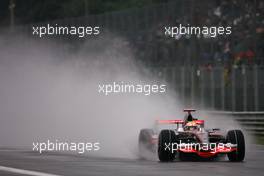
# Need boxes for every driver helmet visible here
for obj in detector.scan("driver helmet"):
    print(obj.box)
[184,121,198,131]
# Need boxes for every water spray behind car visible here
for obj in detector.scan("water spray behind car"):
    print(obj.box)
[0,33,253,159]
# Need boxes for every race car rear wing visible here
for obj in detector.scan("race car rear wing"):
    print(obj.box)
[156,119,204,128]
[155,120,184,131]
[156,119,204,124]
[155,120,184,129]
[156,120,184,124]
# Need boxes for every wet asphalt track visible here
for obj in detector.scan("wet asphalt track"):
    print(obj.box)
[0,146,263,176]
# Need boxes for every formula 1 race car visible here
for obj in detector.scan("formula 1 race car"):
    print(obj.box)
[138,109,245,162]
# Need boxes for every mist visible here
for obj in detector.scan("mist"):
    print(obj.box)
[0,34,184,158]
[0,33,252,159]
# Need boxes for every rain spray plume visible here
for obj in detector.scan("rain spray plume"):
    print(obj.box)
[0,34,182,158]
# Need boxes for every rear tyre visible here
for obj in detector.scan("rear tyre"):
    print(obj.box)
[158,130,176,162]
[138,129,155,159]
[226,130,245,162]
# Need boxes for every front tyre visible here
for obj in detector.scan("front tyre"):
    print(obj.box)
[158,130,176,162]
[226,130,245,162]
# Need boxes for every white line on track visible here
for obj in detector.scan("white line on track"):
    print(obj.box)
[0,166,62,176]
